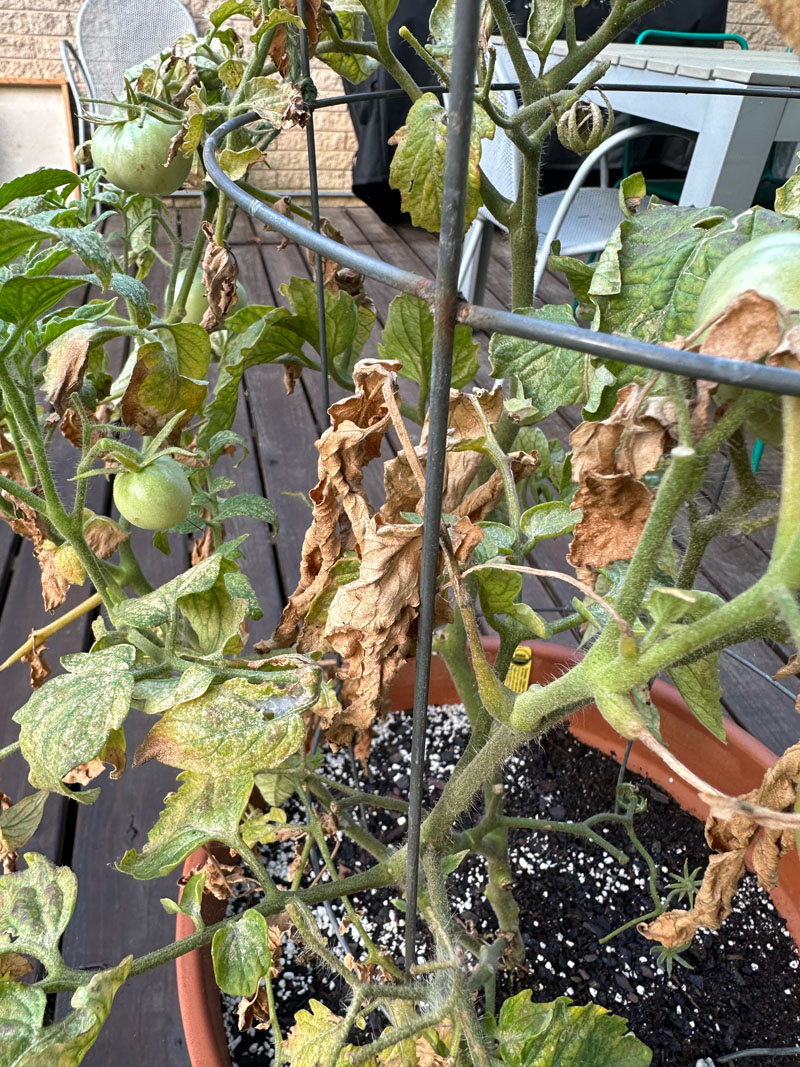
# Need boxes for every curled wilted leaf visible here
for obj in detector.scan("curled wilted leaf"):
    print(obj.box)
[567,473,652,587]
[200,221,241,330]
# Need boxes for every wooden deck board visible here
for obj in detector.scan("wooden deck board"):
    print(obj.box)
[5,203,796,1066]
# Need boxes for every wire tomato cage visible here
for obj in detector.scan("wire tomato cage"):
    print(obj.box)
[202,2,800,975]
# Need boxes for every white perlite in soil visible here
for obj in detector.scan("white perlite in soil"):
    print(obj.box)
[220,703,800,1067]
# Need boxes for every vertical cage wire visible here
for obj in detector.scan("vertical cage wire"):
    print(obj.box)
[403,0,485,972]
[297,0,331,422]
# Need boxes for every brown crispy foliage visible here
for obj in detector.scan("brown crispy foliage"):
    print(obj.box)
[755,0,800,50]
[199,222,241,331]
[639,743,800,948]
[566,384,677,586]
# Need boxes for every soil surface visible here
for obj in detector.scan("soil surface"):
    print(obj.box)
[223,704,800,1067]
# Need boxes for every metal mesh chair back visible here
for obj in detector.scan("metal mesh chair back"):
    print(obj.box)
[76,0,197,110]
[475,47,520,226]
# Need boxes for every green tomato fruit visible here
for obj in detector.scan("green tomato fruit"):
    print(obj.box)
[91,114,192,197]
[113,456,193,531]
[170,268,249,324]
[694,231,800,449]
[695,231,800,329]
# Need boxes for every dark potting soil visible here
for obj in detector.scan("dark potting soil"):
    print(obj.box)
[223,704,800,1067]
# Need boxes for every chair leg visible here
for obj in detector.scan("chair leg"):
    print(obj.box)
[470,221,494,306]
[458,217,493,303]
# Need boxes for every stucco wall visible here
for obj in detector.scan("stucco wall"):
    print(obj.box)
[726,0,785,49]
[0,0,357,194]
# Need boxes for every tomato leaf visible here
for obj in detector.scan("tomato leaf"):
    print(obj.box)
[13,645,136,803]
[4,957,131,1066]
[0,168,79,211]
[0,275,88,328]
[474,565,547,642]
[212,909,273,996]
[588,202,798,342]
[0,792,48,855]
[378,293,478,411]
[218,492,279,531]
[118,771,253,879]
[0,853,76,967]
[284,1000,356,1067]
[321,10,378,83]
[121,323,210,436]
[107,272,151,327]
[180,572,250,655]
[489,305,618,419]
[280,277,359,362]
[495,990,652,1066]
[0,983,47,1064]
[161,870,206,931]
[527,0,565,64]
[133,675,311,774]
[389,93,483,233]
[520,500,578,550]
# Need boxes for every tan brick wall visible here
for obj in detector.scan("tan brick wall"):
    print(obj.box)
[0,0,357,195]
[726,0,785,49]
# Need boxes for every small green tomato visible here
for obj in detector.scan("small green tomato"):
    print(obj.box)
[113,456,193,531]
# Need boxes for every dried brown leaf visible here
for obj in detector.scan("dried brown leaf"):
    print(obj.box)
[36,541,71,612]
[21,640,50,689]
[769,323,800,372]
[0,952,33,981]
[84,516,128,560]
[62,758,106,786]
[237,985,271,1032]
[45,329,91,415]
[191,525,217,566]
[773,653,800,680]
[283,362,303,395]
[699,290,784,362]
[567,473,653,587]
[638,851,747,947]
[199,221,241,331]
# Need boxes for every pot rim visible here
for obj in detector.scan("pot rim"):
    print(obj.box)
[175,637,800,1067]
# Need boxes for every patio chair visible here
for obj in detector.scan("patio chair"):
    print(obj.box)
[60,0,197,161]
[458,46,693,304]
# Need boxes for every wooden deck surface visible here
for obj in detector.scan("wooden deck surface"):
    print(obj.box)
[0,204,797,1065]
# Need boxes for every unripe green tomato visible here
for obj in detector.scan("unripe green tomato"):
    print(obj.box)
[695,231,800,328]
[170,268,249,324]
[694,231,800,448]
[113,456,193,531]
[91,114,192,196]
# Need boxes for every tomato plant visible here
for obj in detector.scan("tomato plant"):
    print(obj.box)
[91,113,192,196]
[0,3,799,1066]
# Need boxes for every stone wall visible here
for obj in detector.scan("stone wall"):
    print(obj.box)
[0,0,357,195]
[726,0,785,49]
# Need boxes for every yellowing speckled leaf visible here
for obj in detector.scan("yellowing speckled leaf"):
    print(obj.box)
[118,771,252,879]
[212,909,272,996]
[133,676,311,775]
[0,853,76,970]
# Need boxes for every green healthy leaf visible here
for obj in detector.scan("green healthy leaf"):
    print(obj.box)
[527,0,565,64]
[496,991,651,1066]
[113,542,245,628]
[619,172,648,219]
[0,983,47,1065]
[218,492,279,530]
[0,853,76,966]
[489,305,617,419]
[520,501,579,549]
[8,957,130,1066]
[389,93,483,233]
[0,792,47,854]
[281,277,359,362]
[13,645,136,803]
[1,214,113,289]
[160,870,206,930]
[119,771,253,879]
[0,275,88,327]
[203,306,303,442]
[475,565,547,641]
[0,168,79,211]
[0,218,49,267]
[471,521,517,565]
[134,675,312,775]
[122,323,210,436]
[212,909,273,996]
[548,246,595,307]
[588,202,798,341]
[378,293,478,409]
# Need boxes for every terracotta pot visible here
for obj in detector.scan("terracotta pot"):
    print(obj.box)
[176,638,800,1066]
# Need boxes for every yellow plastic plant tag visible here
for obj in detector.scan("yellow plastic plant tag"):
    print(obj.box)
[504,645,532,693]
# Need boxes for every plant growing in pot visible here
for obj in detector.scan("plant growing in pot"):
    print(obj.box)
[1,1,800,1065]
